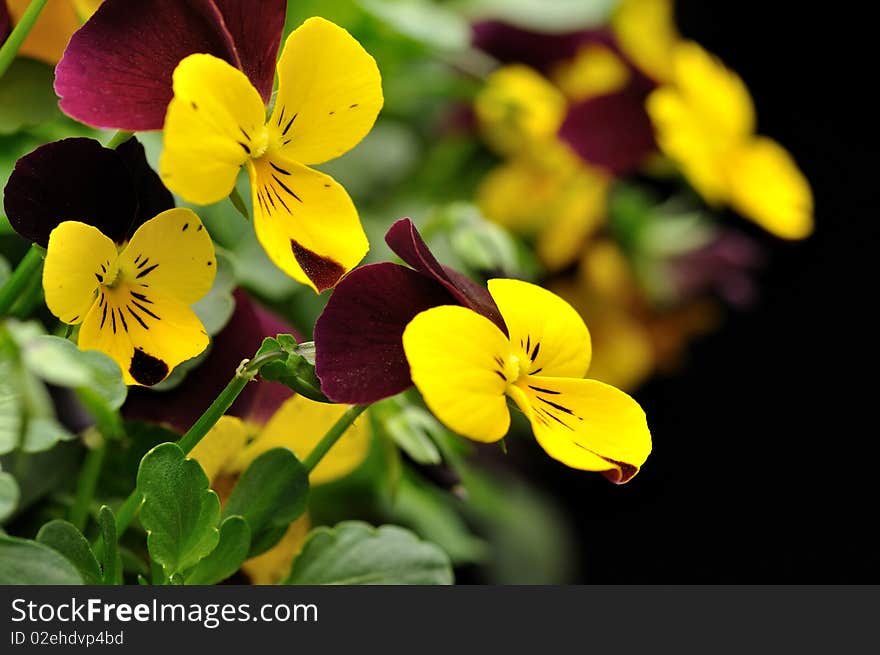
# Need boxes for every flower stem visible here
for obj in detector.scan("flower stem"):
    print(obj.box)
[0,244,44,316]
[0,0,49,78]
[70,439,107,531]
[106,131,134,149]
[114,349,286,535]
[302,405,369,473]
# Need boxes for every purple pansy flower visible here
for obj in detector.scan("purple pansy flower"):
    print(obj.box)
[314,218,506,404]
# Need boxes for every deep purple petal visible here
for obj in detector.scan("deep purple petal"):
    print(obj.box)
[3,137,137,246]
[314,263,458,404]
[115,137,175,233]
[54,0,281,130]
[558,88,656,175]
[385,218,507,333]
[210,0,285,103]
[1,3,11,46]
[124,289,296,433]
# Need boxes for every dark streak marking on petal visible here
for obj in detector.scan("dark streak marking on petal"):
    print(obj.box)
[239,126,250,140]
[282,113,297,136]
[131,291,152,303]
[536,406,573,431]
[270,162,290,175]
[191,101,198,110]
[197,224,203,231]
[273,174,302,202]
[136,257,149,269]
[494,370,506,382]
[350,103,358,108]
[530,367,543,375]
[291,240,346,292]
[118,308,129,333]
[537,396,576,416]
[530,342,541,362]
[238,141,251,155]
[272,186,290,213]
[100,304,108,328]
[277,105,285,126]
[129,348,169,386]
[136,263,159,279]
[127,306,149,329]
[111,310,117,334]
[132,300,160,320]
[95,273,103,283]
[182,222,189,231]
[529,384,560,395]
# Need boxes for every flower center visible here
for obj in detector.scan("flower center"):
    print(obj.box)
[503,352,528,385]
[250,125,270,160]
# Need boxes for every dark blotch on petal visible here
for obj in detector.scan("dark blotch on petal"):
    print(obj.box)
[3,138,137,246]
[385,218,507,334]
[291,240,346,293]
[601,459,640,485]
[129,348,170,386]
[558,89,656,175]
[315,263,457,404]
[124,290,296,433]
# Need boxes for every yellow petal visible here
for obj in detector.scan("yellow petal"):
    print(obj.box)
[487,279,591,379]
[160,54,267,205]
[551,44,631,102]
[475,64,567,155]
[78,285,209,386]
[536,167,609,272]
[117,208,216,304]
[248,154,368,293]
[188,416,250,485]
[10,0,81,65]
[232,395,371,486]
[515,376,651,482]
[647,41,756,205]
[477,158,569,235]
[43,221,118,325]
[612,0,679,82]
[242,514,310,585]
[403,306,512,443]
[726,137,814,239]
[269,17,383,166]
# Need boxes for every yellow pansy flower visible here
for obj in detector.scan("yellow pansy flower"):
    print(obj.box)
[189,394,371,584]
[550,43,631,102]
[647,41,813,239]
[402,279,651,483]
[43,208,215,386]
[611,0,679,83]
[160,17,383,292]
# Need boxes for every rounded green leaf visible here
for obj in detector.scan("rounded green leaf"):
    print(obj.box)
[36,520,102,585]
[137,443,220,577]
[223,448,309,554]
[185,516,251,585]
[0,534,84,585]
[283,521,454,585]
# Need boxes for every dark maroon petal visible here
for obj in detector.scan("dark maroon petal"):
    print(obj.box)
[115,137,175,234]
[210,0,285,104]
[558,88,656,175]
[124,289,298,433]
[1,3,11,47]
[472,21,613,72]
[385,218,507,333]
[55,0,237,130]
[3,138,137,247]
[314,263,457,404]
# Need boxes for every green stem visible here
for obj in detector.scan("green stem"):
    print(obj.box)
[0,0,49,78]
[114,349,286,535]
[106,131,134,149]
[70,439,107,531]
[302,405,369,473]
[0,244,44,316]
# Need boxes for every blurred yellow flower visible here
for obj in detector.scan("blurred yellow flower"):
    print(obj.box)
[611,0,679,82]
[7,0,98,65]
[189,395,371,584]
[550,43,631,102]
[647,41,813,239]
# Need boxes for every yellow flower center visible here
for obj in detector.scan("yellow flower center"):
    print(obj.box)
[250,125,270,160]
[503,351,529,386]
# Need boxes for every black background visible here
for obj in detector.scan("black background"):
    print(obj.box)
[518,1,878,582]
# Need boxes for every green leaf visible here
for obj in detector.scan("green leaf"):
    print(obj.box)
[376,401,442,465]
[185,516,251,585]
[0,255,10,287]
[455,0,616,32]
[358,0,470,52]
[282,521,453,585]
[136,443,221,577]
[21,416,75,453]
[0,469,19,523]
[223,448,309,555]
[0,346,22,455]
[19,335,127,411]
[0,534,85,584]
[98,506,121,585]
[36,520,102,585]
[0,58,62,135]
[256,336,329,402]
